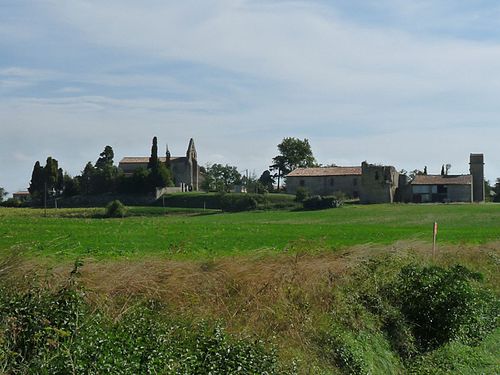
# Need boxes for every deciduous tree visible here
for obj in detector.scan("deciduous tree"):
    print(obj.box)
[270,137,316,190]
[202,164,241,192]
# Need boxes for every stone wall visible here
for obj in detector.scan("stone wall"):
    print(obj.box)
[360,163,400,204]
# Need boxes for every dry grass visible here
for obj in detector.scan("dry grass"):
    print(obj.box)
[2,241,498,362]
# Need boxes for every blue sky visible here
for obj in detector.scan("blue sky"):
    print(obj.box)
[1,0,500,194]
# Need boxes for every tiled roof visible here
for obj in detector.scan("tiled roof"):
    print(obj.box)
[13,191,30,195]
[411,174,472,185]
[119,156,183,164]
[287,167,361,177]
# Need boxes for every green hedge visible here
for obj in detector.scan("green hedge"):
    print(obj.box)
[159,192,298,211]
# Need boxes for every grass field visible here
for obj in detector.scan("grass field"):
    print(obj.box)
[1,204,499,373]
[1,203,499,260]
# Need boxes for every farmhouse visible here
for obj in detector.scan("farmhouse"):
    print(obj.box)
[119,138,200,191]
[286,163,401,203]
[286,153,485,204]
[410,175,472,203]
[12,191,30,202]
[286,166,361,198]
[408,154,485,203]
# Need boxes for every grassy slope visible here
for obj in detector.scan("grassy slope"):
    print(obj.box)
[1,204,499,260]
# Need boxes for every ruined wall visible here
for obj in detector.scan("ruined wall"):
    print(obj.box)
[286,175,360,197]
[360,163,399,204]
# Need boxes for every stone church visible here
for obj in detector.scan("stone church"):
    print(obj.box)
[118,138,200,191]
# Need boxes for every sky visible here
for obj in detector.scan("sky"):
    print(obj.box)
[1,0,500,194]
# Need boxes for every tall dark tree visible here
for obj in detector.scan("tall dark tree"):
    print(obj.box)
[95,145,114,170]
[92,145,119,193]
[258,170,275,192]
[148,136,159,170]
[440,165,445,176]
[165,144,171,169]
[270,137,316,190]
[62,173,80,197]
[28,161,45,198]
[44,157,59,193]
[81,162,96,195]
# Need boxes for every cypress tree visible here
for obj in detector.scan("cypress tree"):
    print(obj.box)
[441,165,445,176]
[28,161,45,198]
[148,136,159,170]
[44,157,59,192]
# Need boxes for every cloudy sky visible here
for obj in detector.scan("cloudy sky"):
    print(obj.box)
[1,0,500,194]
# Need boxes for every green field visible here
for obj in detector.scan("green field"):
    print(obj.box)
[1,203,499,260]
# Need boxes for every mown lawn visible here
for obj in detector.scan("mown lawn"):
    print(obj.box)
[1,204,499,260]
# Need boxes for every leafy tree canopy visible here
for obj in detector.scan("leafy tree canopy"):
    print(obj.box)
[202,164,242,193]
[270,137,316,189]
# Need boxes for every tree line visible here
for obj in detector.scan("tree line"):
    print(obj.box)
[26,137,173,201]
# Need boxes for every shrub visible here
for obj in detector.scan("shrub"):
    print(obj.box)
[105,199,127,218]
[220,194,258,212]
[0,198,22,207]
[0,286,290,374]
[295,187,309,202]
[390,265,499,351]
[303,195,342,210]
[318,327,368,374]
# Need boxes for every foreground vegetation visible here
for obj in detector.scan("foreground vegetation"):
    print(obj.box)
[0,244,498,374]
[1,204,499,260]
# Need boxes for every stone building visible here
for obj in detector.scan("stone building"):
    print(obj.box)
[409,175,472,203]
[407,154,485,203]
[285,153,485,204]
[119,138,200,191]
[286,166,362,198]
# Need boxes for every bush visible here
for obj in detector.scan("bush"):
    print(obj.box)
[295,187,309,202]
[105,199,127,218]
[0,286,290,374]
[318,327,368,374]
[220,194,258,212]
[390,265,499,351]
[303,195,342,210]
[0,198,22,207]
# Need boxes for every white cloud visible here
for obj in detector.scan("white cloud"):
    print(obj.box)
[2,1,500,193]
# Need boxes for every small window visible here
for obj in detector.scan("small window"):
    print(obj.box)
[375,171,380,180]
[353,178,357,186]
[330,178,334,186]
[300,179,305,187]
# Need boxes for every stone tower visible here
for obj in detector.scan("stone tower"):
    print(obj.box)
[469,153,485,202]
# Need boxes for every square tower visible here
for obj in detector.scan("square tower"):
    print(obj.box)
[469,153,485,202]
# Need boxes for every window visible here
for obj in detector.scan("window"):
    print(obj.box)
[300,180,305,187]
[330,178,334,186]
[353,178,357,186]
[375,171,380,180]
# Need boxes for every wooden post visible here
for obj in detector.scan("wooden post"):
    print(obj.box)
[432,222,438,260]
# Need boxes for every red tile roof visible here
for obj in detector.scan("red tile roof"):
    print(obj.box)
[411,174,472,185]
[287,167,361,177]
